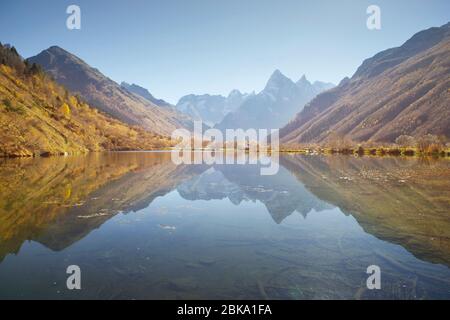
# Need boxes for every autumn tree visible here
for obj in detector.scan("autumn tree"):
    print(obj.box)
[59,103,71,118]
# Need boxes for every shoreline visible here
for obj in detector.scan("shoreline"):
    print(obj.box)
[1,146,450,159]
[279,147,450,158]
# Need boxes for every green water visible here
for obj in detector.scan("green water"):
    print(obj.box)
[0,152,449,299]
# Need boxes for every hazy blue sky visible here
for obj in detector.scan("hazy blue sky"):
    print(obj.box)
[1,0,449,103]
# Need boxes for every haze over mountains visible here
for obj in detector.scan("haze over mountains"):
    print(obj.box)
[176,90,254,126]
[28,46,194,136]
[280,22,450,145]
[215,70,334,131]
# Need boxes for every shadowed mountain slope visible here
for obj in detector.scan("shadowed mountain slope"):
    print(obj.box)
[28,46,194,135]
[120,82,173,108]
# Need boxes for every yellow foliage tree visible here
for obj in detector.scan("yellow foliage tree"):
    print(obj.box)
[59,103,71,118]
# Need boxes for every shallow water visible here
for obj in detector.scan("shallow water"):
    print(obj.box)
[0,152,449,299]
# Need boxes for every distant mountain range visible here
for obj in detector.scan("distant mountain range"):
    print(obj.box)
[215,70,334,131]
[176,90,254,126]
[28,46,194,135]
[280,22,450,145]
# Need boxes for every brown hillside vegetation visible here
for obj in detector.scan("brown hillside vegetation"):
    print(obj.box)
[0,44,174,157]
[280,22,450,145]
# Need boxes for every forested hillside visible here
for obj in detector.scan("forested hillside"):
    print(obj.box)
[0,44,173,157]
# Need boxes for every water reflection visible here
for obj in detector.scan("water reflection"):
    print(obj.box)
[0,153,205,261]
[0,152,449,299]
[281,155,450,266]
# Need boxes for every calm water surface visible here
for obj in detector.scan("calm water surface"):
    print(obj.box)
[0,152,449,299]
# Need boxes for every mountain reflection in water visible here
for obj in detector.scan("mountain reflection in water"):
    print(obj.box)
[0,152,449,299]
